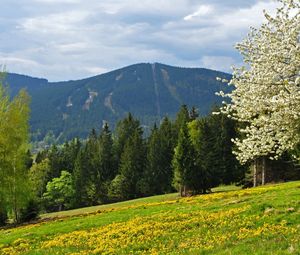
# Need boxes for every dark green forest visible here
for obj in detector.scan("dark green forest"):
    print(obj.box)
[29,106,246,213]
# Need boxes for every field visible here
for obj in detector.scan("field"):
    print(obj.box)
[0,182,299,255]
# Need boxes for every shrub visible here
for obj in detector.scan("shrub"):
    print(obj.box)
[19,199,40,223]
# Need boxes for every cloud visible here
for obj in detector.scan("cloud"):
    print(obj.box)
[184,5,214,21]
[200,56,240,72]
[0,0,280,81]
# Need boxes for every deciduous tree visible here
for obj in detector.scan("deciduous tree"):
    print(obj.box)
[218,0,300,185]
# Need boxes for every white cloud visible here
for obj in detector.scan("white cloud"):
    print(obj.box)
[184,5,214,21]
[21,10,89,34]
[84,66,109,75]
[200,56,240,72]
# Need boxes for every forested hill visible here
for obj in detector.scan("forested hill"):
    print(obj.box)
[5,63,231,141]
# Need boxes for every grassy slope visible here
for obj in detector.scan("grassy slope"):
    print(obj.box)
[0,182,299,255]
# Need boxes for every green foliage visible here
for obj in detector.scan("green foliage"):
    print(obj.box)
[43,171,75,211]
[108,174,129,202]
[29,159,51,199]
[0,76,32,223]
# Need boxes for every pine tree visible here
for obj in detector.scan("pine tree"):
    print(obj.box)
[141,124,162,195]
[142,118,176,196]
[195,119,214,193]
[174,105,190,138]
[98,123,115,181]
[73,148,90,207]
[172,122,198,196]
[60,138,81,174]
[95,123,115,202]
[116,129,146,200]
[158,117,176,193]
[48,145,62,180]
[114,113,141,169]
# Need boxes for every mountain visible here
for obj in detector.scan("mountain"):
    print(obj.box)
[5,63,231,142]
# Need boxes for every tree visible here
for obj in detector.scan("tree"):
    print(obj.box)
[141,125,160,195]
[208,110,245,185]
[115,129,146,200]
[0,77,31,223]
[73,130,99,207]
[73,148,90,207]
[29,159,51,199]
[114,113,141,168]
[158,117,176,193]
[60,138,81,174]
[218,0,300,186]
[141,120,175,196]
[43,171,75,211]
[188,119,214,194]
[172,122,198,196]
[95,123,115,202]
[174,105,190,138]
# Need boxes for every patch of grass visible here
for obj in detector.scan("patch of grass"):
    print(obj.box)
[0,181,299,254]
[41,193,179,219]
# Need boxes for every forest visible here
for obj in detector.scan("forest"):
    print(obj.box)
[0,93,299,226]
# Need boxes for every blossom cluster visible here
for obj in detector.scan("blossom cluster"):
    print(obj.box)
[218,0,300,163]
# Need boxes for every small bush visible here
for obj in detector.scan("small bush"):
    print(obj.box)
[19,199,40,223]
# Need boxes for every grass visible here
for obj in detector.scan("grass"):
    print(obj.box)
[0,181,299,255]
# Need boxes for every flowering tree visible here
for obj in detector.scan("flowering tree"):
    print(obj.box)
[218,0,300,186]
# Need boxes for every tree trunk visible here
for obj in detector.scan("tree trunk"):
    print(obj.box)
[183,185,186,197]
[253,159,257,187]
[13,156,19,223]
[262,157,266,185]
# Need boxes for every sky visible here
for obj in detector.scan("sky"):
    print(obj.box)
[0,0,279,81]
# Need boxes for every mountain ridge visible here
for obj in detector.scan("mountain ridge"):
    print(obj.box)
[4,63,231,142]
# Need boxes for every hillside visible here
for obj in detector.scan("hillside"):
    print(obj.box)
[0,181,299,254]
[5,63,231,141]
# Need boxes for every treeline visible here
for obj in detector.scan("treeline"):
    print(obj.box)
[25,105,245,215]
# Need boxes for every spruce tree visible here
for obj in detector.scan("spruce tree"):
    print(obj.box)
[117,129,146,199]
[172,122,198,196]
[174,105,190,138]
[114,113,141,169]
[73,148,90,207]
[195,119,214,193]
[141,124,161,195]
[95,123,115,202]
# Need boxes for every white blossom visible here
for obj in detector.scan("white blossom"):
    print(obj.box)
[218,0,300,164]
